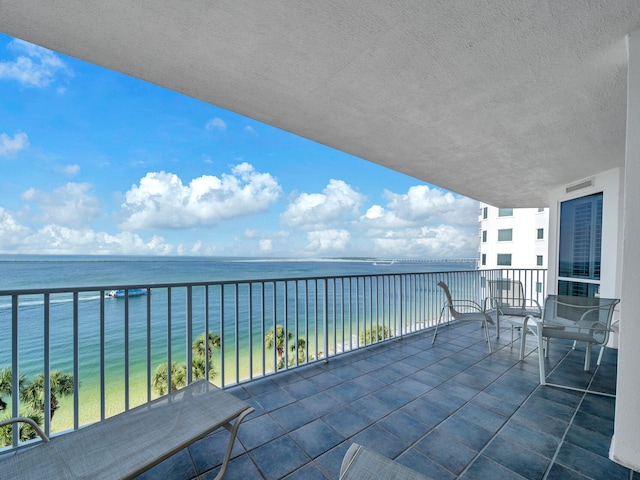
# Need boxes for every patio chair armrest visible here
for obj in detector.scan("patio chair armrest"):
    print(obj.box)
[448,300,484,312]
[578,305,610,324]
[525,298,542,314]
[0,417,49,442]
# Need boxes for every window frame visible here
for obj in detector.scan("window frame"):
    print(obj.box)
[557,192,603,297]
[497,229,513,242]
[497,254,512,266]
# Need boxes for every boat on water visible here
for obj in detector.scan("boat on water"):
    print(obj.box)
[373,260,395,266]
[106,288,148,298]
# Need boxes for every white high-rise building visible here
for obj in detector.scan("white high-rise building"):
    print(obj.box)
[478,204,549,270]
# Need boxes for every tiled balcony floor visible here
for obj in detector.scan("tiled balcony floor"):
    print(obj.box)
[137,322,636,480]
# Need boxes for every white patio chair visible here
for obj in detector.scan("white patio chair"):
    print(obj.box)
[530,294,619,395]
[432,281,494,352]
[486,279,542,359]
[487,279,542,341]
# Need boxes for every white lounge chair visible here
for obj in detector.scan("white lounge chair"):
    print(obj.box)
[340,443,432,479]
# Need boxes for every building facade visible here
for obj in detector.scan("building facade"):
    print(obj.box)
[478,204,549,270]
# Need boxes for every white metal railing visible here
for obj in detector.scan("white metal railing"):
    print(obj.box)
[0,268,545,449]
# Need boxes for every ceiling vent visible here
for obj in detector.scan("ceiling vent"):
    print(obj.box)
[566,178,594,193]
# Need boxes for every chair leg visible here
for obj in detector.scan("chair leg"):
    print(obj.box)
[482,320,492,353]
[584,344,592,371]
[431,318,440,345]
[597,346,606,365]
[519,319,529,361]
[538,333,547,385]
[432,307,446,345]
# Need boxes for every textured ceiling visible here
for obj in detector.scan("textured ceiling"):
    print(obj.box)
[1,1,638,207]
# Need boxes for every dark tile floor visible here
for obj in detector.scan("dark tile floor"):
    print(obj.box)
[137,322,637,480]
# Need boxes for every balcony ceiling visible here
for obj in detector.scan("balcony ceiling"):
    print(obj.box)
[1,1,638,207]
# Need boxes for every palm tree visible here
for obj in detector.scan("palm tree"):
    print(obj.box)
[19,372,74,420]
[151,362,187,396]
[192,331,221,359]
[0,410,44,447]
[151,331,220,396]
[265,326,311,369]
[0,369,72,447]
[0,368,25,412]
[264,326,293,368]
[191,357,218,382]
[288,337,312,366]
[0,369,71,420]
[359,324,391,345]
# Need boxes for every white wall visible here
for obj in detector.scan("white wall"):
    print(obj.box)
[610,30,640,472]
[478,206,548,270]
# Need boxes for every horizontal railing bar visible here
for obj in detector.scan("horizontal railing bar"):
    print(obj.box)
[0,269,512,297]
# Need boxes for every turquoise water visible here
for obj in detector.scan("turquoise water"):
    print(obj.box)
[0,255,476,428]
[0,255,477,373]
[0,255,476,288]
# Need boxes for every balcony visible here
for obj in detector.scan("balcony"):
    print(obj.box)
[1,268,631,479]
[137,326,624,480]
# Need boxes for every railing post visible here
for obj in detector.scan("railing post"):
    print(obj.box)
[220,285,225,388]
[167,287,172,396]
[74,291,80,427]
[44,293,51,436]
[100,291,106,419]
[146,288,151,403]
[186,286,193,384]
[399,275,404,339]
[324,278,329,364]
[11,295,19,448]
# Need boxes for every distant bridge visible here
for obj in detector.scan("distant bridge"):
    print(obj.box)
[376,258,478,264]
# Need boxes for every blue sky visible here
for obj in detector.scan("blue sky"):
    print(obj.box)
[0,33,479,258]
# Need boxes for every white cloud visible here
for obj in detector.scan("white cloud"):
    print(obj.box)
[306,229,350,252]
[368,224,478,258]
[0,207,174,255]
[380,185,478,226]
[53,164,80,176]
[259,239,273,252]
[244,126,258,136]
[0,39,72,87]
[21,182,100,228]
[281,179,365,228]
[355,185,479,258]
[205,118,227,131]
[119,162,282,230]
[0,207,32,248]
[0,131,29,156]
[25,226,174,255]
[361,205,413,229]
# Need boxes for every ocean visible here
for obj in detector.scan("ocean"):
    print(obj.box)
[0,255,476,432]
[0,255,477,289]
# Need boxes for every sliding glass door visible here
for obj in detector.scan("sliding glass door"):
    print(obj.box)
[558,192,603,297]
